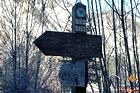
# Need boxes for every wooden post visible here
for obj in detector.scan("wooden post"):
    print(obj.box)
[71,57,88,93]
[72,2,88,90]
[71,87,86,93]
[71,2,87,92]
[73,66,87,93]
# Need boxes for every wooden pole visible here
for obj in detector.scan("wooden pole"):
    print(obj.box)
[71,87,86,93]
[71,3,88,93]
[71,57,88,93]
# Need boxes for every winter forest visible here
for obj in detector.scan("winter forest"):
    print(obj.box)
[0,0,140,93]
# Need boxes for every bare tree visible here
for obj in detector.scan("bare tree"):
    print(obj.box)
[0,0,72,93]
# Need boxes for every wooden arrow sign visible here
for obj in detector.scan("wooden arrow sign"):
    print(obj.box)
[33,31,102,58]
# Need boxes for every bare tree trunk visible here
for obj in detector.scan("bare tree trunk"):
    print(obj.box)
[121,0,134,92]
[91,0,97,34]
[13,0,17,92]
[24,1,30,92]
[90,0,111,92]
[34,53,41,93]
[99,58,111,93]
[130,0,140,92]
[134,16,140,93]
[34,0,46,92]
[94,59,102,93]
[98,0,107,92]
[95,0,100,35]
[112,1,119,93]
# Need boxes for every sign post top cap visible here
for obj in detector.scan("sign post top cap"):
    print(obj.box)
[75,0,86,6]
[75,0,81,3]
[76,2,85,6]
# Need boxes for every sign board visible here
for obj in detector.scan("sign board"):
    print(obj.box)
[72,2,86,32]
[59,60,86,87]
[34,31,102,58]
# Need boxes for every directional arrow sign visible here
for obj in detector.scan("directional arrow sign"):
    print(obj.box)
[33,31,102,57]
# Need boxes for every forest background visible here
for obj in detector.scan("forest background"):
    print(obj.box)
[0,0,140,93]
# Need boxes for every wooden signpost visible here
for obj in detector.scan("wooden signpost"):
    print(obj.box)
[33,31,102,58]
[33,31,102,93]
[34,2,102,93]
